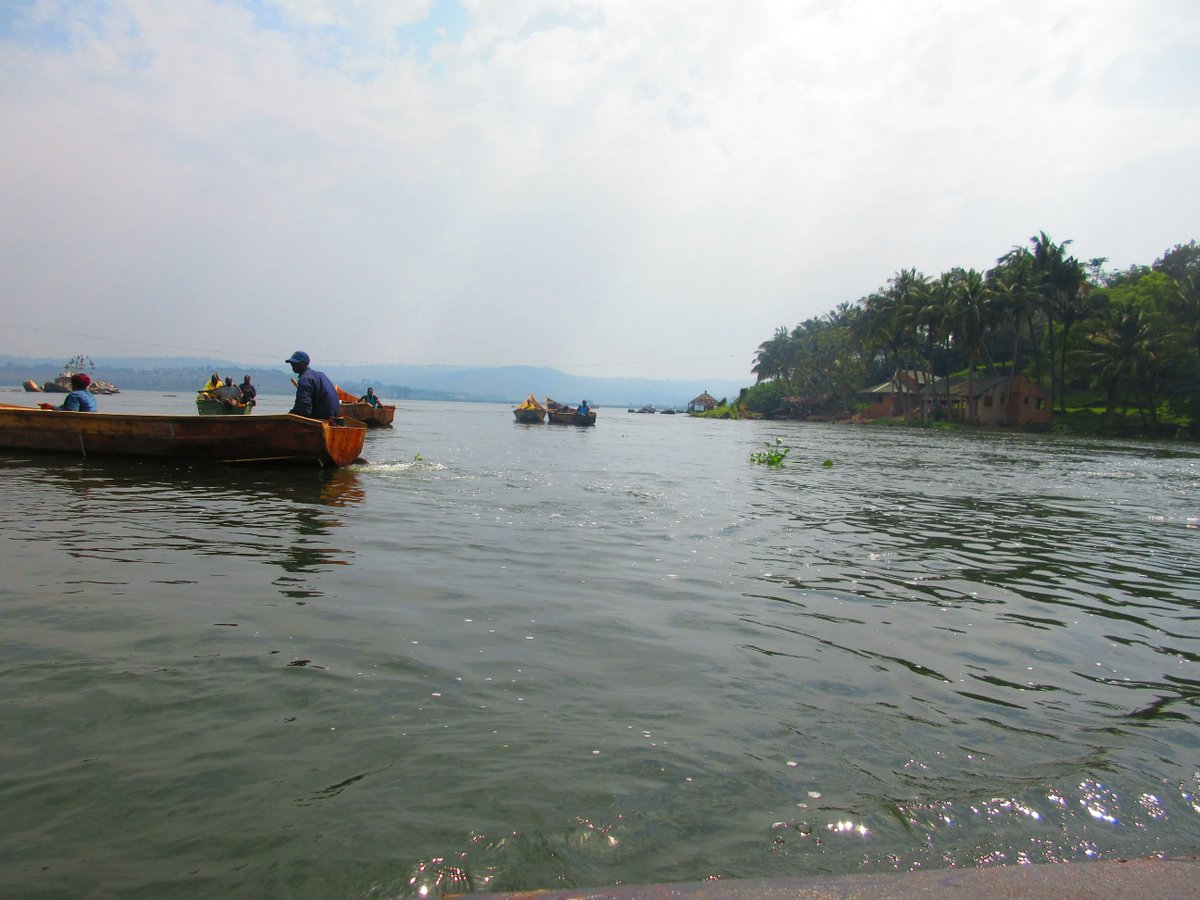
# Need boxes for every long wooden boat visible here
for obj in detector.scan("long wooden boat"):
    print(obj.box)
[545,398,596,427]
[548,408,596,426]
[513,394,546,423]
[0,404,367,467]
[338,401,396,428]
[514,407,545,423]
[196,396,253,415]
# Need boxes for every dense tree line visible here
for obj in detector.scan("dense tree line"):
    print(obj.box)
[746,235,1200,432]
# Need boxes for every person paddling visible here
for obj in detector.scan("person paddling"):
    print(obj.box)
[285,351,339,420]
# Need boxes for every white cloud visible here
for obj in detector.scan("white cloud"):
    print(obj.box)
[1,0,1198,379]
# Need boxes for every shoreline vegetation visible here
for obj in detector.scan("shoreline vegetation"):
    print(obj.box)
[727,233,1199,441]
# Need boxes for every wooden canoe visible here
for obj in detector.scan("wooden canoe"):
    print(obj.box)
[513,407,546,423]
[196,397,253,415]
[547,408,597,426]
[0,404,367,468]
[338,401,396,427]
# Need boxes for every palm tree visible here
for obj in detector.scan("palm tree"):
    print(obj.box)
[1076,299,1153,422]
[989,246,1040,381]
[882,269,929,415]
[752,327,792,384]
[945,268,993,423]
[1030,232,1088,413]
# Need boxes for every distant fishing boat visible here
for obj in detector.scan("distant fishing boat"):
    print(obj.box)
[513,394,546,423]
[335,386,395,427]
[338,401,396,427]
[545,398,596,427]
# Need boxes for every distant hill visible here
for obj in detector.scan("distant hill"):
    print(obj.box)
[0,355,746,408]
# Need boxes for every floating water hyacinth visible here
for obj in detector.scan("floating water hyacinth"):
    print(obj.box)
[749,442,790,467]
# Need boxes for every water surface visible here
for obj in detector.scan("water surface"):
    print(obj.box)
[1,391,1198,896]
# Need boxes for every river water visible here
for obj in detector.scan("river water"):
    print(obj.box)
[1,390,1198,897]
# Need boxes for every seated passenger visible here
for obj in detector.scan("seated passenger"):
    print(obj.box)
[214,377,244,406]
[40,374,97,412]
[362,387,382,408]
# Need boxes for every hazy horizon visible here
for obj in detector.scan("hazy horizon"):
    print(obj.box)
[3,2,1198,381]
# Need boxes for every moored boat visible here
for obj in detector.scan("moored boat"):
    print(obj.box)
[513,394,546,423]
[0,404,367,467]
[338,401,396,427]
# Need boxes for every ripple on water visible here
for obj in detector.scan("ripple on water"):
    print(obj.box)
[1,411,1199,895]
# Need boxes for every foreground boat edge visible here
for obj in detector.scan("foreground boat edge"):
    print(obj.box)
[0,405,368,468]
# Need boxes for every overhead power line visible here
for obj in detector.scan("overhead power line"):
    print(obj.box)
[0,322,751,371]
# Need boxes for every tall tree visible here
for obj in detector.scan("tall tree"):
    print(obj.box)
[752,327,792,384]
[1030,232,1087,413]
[989,246,1041,381]
[945,268,994,423]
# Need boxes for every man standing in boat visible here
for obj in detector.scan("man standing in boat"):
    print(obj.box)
[286,351,340,420]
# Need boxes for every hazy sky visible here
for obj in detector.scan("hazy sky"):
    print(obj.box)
[2,1,1198,381]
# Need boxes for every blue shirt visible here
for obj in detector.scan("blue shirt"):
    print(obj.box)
[62,390,97,412]
[290,368,339,419]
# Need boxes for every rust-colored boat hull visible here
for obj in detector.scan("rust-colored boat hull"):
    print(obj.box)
[0,405,367,468]
[338,402,396,427]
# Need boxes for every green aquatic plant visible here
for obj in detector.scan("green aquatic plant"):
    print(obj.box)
[822,459,833,468]
[413,453,423,462]
[749,442,790,467]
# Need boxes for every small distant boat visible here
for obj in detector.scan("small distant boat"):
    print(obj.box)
[661,409,676,415]
[0,404,367,467]
[636,405,656,414]
[513,394,546,423]
[339,401,396,428]
[196,396,253,416]
[333,386,395,428]
[546,398,596,427]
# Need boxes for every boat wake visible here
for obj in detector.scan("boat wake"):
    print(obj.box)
[366,459,447,474]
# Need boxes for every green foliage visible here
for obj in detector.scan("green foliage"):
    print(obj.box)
[749,230,1199,436]
[739,380,791,416]
[748,442,790,467]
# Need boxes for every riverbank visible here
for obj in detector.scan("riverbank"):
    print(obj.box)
[695,404,1199,441]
